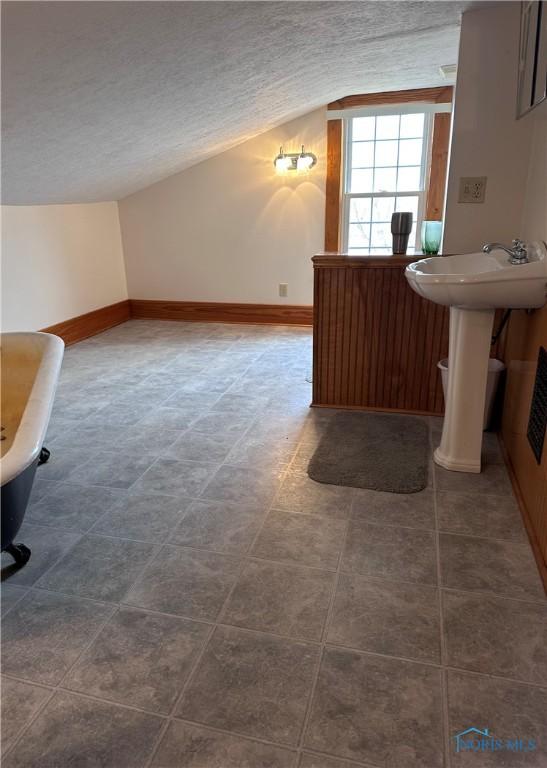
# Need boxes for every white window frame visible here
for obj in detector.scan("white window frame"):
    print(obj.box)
[340,107,435,255]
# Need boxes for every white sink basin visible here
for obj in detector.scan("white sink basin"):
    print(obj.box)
[405,241,547,309]
[404,240,547,475]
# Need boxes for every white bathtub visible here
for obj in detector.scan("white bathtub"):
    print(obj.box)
[1,332,64,564]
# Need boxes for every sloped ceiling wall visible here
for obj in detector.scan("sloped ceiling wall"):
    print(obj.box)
[2,0,474,204]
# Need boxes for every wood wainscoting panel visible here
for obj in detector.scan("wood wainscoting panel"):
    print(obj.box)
[501,306,547,590]
[41,300,130,345]
[312,265,449,413]
[129,300,313,326]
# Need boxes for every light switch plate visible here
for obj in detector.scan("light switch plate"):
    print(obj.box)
[458,176,487,203]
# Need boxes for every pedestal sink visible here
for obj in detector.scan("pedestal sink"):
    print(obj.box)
[405,241,547,473]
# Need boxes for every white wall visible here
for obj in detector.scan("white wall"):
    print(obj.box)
[443,2,535,253]
[118,109,326,305]
[1,202,128,331]
[520,112,547,241]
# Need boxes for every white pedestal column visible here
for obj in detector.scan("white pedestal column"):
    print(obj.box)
[434,307,495,474]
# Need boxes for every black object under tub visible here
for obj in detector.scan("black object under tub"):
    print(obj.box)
[1,447,50,567]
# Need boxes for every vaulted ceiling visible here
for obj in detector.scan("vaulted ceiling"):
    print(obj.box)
[2,1,475,204]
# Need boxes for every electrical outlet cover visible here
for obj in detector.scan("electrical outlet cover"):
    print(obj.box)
[458,176,487,203]
[279,283,288,297]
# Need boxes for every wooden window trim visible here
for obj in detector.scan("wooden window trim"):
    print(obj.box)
[327,86,453,111]
[324,87,453,251]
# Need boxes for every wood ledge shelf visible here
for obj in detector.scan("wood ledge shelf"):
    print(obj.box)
[313,252,423,268]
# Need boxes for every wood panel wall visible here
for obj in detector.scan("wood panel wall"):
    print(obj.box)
[501,306,547,589]
[312,264,449,413]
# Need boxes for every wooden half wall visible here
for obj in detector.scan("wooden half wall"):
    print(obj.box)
[501,306,547,591]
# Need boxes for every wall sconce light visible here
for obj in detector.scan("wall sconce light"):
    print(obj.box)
[274,145,317,173]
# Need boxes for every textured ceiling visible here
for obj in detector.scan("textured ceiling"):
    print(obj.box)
[2,1,474,204]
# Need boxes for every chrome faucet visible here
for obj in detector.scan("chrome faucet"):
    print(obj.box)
[483,239,529,265]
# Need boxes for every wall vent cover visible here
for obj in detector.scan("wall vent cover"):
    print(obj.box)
[527,346,547,464]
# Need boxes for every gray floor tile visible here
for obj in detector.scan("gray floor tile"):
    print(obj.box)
[28,484,121,532]
[273,473,353,520]
[83,401,149,426]
[341,521,438,585]
[171,499,265,554]
[434,463,513,495]
[251,510,347,570]
[210,392,271,414]
[91,493,190,542]
[37,534,154,602]
[225,433,298,469]
[443,590,547,684]
[165,430,240,463]
[1,691,164,768]
[1,524,81,587]
[328,573,440,662]
[27,478,58,504]
[65,450,157,490]
[163,391,217,410]
[1,590,113,685]
[135,459,218,498]
[177,626,319,745]
[138,406,202,431]
[437,491,526,542]
[447,669,547,767]
[152,720,297,767]
[223,560,335,640]
[201,465,284,506]
[1,584,28,616]
[351,488,435,530]
[304,646,443,767]
[290,442,316,474]
[191,411,253,437]
[1,676,51,752]
[36,445,102,482]
[439,533,545,601]
[64,607,208,714]
[112,425,184,455]
[299,755,369,768]
[125,545,239,620]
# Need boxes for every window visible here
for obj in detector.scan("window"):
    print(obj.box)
[324,87,453,254]
[343,111,432,255]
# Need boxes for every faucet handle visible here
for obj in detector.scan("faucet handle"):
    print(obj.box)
[512,238,526,251]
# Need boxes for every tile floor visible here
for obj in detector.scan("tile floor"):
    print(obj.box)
[1,319,546,768]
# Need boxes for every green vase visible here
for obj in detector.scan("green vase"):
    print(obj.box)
[421,221,442,255]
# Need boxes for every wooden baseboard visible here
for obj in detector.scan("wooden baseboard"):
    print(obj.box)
[41,300,131,345]
[129,299,313,326]
[310,403,439,416]
[498,434,547,595]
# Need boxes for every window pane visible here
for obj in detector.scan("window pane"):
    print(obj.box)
[349,197,372,222]
[370,223,391,248]
[350,168,373,193]
[374,167,397,192]
[397,166,421,192]
[375,115,399,140]
[348,223,371,248]
[352,116,375,141]
[351,142,374,168]
[400,113,425,138]
[398,138,423,166]
[395,195,419,221]
[372,196,395,222]
[374,140,398,167]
